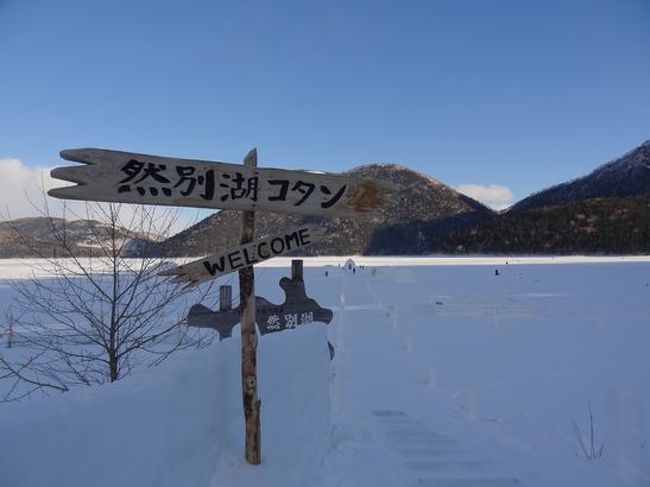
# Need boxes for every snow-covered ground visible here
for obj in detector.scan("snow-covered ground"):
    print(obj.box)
[1,257,649,486]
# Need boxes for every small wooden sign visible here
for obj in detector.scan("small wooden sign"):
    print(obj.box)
[187,272,333,339]
[160,227,322,286]
[49,148,394,217]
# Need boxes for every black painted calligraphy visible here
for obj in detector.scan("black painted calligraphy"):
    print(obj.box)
[220,172,259,202]
[115,159,349,210]
[118,159,172,196]
[174,166,215,200]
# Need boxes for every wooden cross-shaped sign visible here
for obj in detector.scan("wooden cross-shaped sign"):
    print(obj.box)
[49,147,393,465]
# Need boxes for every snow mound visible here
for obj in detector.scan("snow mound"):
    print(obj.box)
[0,325,331,487]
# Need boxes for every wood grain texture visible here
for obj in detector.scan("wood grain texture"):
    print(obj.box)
[49,148,394,217]
[239,149,261,465]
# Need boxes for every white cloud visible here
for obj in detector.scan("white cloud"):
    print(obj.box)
[0,157,201,235]
[455,183,515,211]
[0,157,56,219]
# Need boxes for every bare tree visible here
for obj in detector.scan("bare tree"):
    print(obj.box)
[0,202,213,401]
[571,403,605,461]
[3,308,14,349]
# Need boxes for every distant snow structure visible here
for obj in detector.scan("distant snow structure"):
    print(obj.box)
[323,264,338,277]
[344,258,357,272]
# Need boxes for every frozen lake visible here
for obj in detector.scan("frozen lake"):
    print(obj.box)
[1,256,649,486]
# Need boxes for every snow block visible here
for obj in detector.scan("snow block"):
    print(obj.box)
[0,324,331,487]
[210,324,332,487]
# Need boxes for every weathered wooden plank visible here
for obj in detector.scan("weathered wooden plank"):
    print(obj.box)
[49,148,394,217]
[159,226,322,286]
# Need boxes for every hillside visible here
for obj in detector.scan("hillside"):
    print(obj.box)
[511,140,650,212]
[418,140,650,256]
[0,217,153,258]
[4,141,650,257]
[153,164,494,256]
[423,196,650,255]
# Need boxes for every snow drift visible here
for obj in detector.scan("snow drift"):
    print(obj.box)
[0,324,331,487]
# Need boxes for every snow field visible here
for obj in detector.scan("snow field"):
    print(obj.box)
[1,257,649,486]
[314,261,650,486]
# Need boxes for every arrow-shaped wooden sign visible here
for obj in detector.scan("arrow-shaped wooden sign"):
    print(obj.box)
[49,148,393,217]
[160,226,322,286]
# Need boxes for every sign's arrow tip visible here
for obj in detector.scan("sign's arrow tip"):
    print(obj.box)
[50,165,86,184]
[47,187,69,199]
[59,148,95,164]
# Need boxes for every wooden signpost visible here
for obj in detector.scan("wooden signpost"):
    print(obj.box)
[238,149,260,464]
[49,147,393,465]
[160,226,322,287]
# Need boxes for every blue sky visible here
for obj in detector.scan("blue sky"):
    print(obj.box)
[1,0,649,220]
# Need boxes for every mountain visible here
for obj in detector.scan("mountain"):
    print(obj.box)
[511,140,650,213]
[0,217,155,258]
[153,164,494,256]
[425,196,650,255]
[4,141,649,258]
[415,140,650,255]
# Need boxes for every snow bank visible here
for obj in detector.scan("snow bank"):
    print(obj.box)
[210,324,331,487]
[0,324,331,487]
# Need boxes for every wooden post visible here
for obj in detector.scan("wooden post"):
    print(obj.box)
[219,285,232,311]
[218,285,232,341]
[239,148,261,464]
[291,259,304,281]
